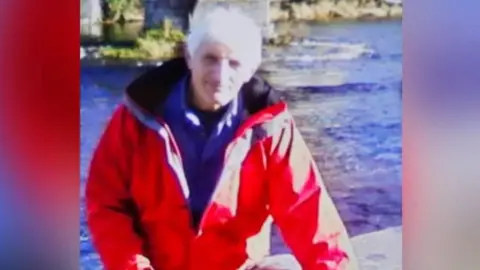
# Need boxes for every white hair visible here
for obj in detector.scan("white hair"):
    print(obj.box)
[187,6,263,69]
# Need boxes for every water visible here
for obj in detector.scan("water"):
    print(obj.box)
[80,20,402,268]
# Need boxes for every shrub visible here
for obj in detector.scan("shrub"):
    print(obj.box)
[99,19,186,60]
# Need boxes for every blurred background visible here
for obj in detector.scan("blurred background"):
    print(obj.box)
[80,0,402,269]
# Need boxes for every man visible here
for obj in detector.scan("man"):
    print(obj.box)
[86,7,358,270]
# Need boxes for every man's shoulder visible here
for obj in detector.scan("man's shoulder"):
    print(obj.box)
[241,72,285,116]
[125,58,189,115]
[105,103,140,129]
[246,73,276,95]
[253,106,294,138]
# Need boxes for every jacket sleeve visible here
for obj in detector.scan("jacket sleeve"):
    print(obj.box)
[85,106,148,270]
[266,118,359,270]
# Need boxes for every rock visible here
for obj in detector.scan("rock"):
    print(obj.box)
[312,2,336,21]
[389,5,403,18]
[269,3,289,21]
[81,0,102,23]
[364,1,380,9]
[123,6,145,21]
[358,7,389,19]
[80,0,103,38]
[270,224,402,269]
[330,1,360,19]
[351,226,402,270]
[291,3,315,20]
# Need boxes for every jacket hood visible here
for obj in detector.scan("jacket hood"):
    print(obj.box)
[125,57,283,117]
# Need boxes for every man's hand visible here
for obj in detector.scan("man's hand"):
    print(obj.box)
[249,254,302,270]
[127,255,154,270]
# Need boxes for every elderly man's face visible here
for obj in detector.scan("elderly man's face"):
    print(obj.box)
[187,40,256,111]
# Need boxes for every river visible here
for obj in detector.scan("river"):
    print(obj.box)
[80,20,402,268]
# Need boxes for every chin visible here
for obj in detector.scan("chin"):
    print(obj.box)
[211,99,227,108]
[212,93,233,106]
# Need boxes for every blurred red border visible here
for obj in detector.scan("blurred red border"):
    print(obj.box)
[0,0,79,267]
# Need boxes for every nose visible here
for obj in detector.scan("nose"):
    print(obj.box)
[211,59,231,86]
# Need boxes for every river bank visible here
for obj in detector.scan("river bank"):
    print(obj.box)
[82,0,402,25]
[80,19,400,65]
[81,0,402,62]
[80,38,377,67]
[271,1,402,22]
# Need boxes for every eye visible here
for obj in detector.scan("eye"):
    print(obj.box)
[204,54,217,64]
[229,59,240,69]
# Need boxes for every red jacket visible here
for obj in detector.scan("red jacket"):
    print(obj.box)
[86,58,358,270]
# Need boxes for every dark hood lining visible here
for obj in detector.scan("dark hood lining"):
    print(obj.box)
[125,57,282,116]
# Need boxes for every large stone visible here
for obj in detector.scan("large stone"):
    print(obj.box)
[291,3,315,21]
[81,0,102,23]
[331,1,360,19]
[312,2,337,21]
[269,2,289,21]
[269,225,402,269]
[351,226,402,270]
[389,5,403,18]
[81,22,103,38]
[358,7,389,19]
[80,0,103,38]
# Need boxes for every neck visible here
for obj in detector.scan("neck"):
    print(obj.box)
[188,83,223,112]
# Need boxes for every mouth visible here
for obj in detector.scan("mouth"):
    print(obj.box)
[211,85,228,92]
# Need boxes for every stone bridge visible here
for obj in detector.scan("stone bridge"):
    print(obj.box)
[144,0,273,38]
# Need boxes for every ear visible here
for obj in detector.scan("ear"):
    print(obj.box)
[183,43,193,70]
[243,62,260,83]
[174,41,185,58]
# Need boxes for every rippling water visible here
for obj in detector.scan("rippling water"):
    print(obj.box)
[80,20,402,268]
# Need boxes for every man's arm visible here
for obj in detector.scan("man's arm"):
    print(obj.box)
[85,106,151,270]
[266,118,358,270]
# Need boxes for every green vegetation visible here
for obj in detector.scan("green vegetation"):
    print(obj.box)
[96,20,300,60]
[104,0,143,23]
[99,20,185,60]
[94,0,402,60]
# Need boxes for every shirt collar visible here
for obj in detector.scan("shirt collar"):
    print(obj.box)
[174,75,243,133]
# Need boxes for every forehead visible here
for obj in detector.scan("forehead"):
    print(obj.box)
[196,38,248,62]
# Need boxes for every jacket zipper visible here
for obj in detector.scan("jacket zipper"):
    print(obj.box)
[155,101,285,237]
[194,114,273,236]
[156,116,265,237]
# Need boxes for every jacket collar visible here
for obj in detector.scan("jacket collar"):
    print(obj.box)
[125,57,283,117]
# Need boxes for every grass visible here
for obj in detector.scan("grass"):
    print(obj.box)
[96,19,296,60]
[98,19,185,60]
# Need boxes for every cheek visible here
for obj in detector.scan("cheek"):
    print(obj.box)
[191,68,207,83]
[234,71,251,86]
[235,67,252,83]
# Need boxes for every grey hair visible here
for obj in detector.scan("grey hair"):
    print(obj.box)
[186,6,263,69]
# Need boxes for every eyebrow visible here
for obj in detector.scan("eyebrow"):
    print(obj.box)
[204,53,217,59]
